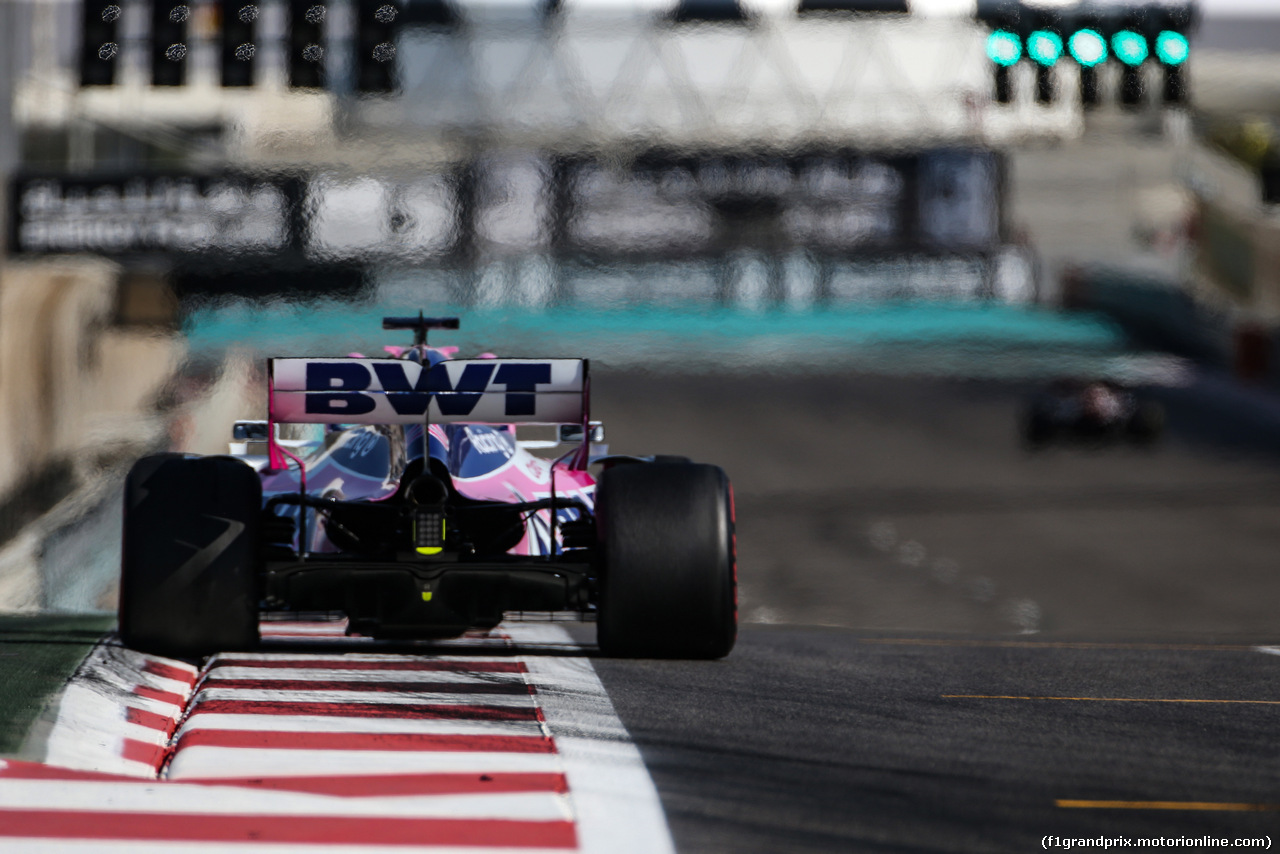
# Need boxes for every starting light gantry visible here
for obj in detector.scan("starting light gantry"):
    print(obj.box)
[977,1,1195,107]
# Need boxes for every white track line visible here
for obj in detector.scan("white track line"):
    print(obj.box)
[510,623,677,854]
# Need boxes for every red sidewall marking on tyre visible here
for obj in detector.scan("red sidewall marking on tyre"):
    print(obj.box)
[729,482,738,625]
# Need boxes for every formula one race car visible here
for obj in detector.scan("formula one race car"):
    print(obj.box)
[119,315,736,660]
[1021,379,1164,447]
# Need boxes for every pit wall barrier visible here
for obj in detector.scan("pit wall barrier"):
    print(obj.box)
[1195,197,1280,321]
[1167,136,1280,383]
[1061,263,1280,391]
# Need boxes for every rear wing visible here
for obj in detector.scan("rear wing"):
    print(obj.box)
[269,357,588,426]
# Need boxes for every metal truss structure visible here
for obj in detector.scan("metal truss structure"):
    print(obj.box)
[14,1,1081,166]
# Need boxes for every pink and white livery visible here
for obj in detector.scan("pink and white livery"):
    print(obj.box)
[118,314,737,659]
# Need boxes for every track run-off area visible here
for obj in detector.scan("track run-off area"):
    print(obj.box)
[0,620,673,853]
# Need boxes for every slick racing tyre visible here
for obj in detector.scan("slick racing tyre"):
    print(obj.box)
[595,462,737,659]
[119,454,261,658]
[1022,405,1055,447]
[1126,401,1165,445]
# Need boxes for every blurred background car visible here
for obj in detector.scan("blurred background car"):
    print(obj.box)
[1022,378,1165,446]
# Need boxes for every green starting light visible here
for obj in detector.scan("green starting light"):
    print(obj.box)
[1155,30,1189,66]
[1068,29,1107,67]
[986,30,1021,67]
[1112,30,1148,67]
[1026,30,1063,66]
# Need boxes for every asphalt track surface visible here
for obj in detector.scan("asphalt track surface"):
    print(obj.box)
[590,629,1280,852]
[580,368,1280,852]
[11,366,1280,852]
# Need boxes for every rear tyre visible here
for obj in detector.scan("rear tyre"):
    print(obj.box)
[1022,405,1055,447]
[1126,401,1165,445]
[595,462,736,659]
[119,454,261,658]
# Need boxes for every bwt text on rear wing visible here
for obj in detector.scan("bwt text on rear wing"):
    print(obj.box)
[268,357,589,426]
